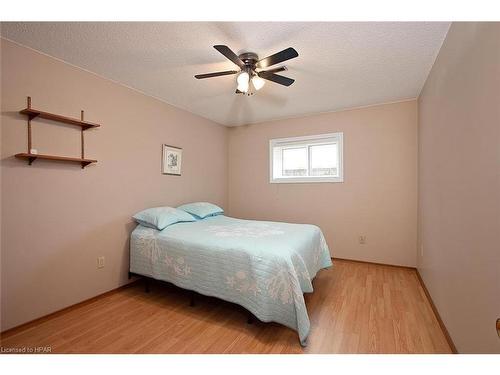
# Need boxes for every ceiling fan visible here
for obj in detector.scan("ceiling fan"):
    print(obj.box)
[195,45,299,95]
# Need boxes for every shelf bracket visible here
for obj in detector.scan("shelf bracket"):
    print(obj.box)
[81,110,85,168]
[27,96,32,153]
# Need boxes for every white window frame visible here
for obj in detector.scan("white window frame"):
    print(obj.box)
[269,132,344,183]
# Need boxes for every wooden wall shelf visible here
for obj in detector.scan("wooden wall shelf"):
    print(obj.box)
[19,108,100,130]
[15,153,97,169]
[15,97,99,169]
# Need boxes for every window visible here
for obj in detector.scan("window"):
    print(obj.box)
[270,132,343,183]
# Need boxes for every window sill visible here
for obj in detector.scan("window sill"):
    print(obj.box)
[270,177,344,184]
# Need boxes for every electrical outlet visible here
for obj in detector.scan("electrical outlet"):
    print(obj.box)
[97,256,105,269]
[359,235,366,245]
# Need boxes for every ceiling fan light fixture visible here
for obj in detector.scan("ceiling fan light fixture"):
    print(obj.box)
[251,75,265,90]
[236,71,250,93]
[195,45,298,95]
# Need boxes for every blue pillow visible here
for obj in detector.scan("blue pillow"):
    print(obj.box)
[177,202,224,219]
[133,207,196,230]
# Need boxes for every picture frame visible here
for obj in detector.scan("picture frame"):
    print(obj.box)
[162,144,182,175]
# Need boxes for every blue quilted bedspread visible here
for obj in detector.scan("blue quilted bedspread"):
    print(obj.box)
[130,215,332,345]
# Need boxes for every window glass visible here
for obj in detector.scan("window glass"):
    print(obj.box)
[310,143,338,176]
[282,147,308,176]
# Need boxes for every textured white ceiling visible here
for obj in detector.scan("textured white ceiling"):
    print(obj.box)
[1,22,449,126]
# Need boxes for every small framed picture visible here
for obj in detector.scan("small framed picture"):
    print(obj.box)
[162,144,182,175]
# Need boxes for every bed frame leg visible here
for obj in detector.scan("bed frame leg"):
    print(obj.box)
[189,291,195,307]
[144,278,150,293]
[247,312,254,324]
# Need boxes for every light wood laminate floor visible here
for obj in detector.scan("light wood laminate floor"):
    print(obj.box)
[0,260,452,353]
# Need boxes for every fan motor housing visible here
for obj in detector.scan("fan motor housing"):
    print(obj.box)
[238,52,259,68]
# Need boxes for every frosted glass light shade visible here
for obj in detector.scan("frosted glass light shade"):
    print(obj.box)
[251,75,265,90]
[237,72,250,93]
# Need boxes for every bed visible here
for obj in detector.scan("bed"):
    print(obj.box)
[129,214,332,345]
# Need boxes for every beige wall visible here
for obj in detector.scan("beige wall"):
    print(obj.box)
[228,100,418,267]
[0,39,228,330]
[417,23,500,353]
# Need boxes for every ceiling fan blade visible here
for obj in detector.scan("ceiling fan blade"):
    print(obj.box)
[214,45,245,69]
[258,71,295,87]
[195,70,238,79]
[258,66,287,74]
[256,47,298,69]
